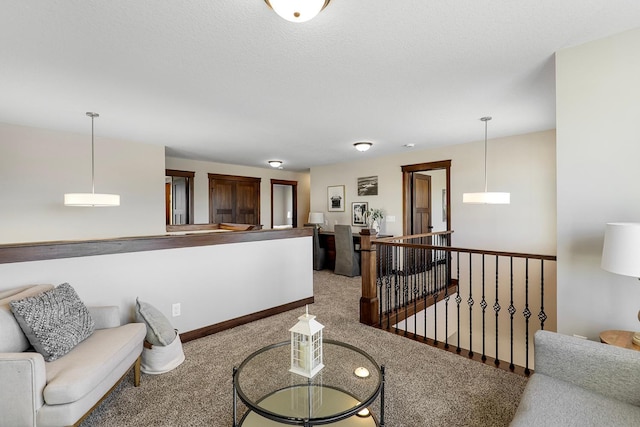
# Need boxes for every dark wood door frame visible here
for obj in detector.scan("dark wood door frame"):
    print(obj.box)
[401,160,451,235]
[165,169,195,225]
[270,179,298,229]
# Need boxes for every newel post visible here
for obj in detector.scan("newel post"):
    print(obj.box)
[359,229,379,326]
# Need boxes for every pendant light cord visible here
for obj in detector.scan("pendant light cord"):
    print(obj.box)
[91,114,95,195]
[87,112,99,195]
[481,116,491,193]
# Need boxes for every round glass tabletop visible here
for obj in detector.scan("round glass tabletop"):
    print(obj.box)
[234,339,383,426]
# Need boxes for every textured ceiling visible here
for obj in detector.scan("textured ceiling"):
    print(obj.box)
[1,1,640,171]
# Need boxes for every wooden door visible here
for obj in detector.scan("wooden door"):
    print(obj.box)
[236,181,260,224]
[412,173,432,235]
[411,173,433,272]
[172,176,187,225]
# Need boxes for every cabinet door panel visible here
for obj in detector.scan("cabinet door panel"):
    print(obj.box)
[209,175,261,225]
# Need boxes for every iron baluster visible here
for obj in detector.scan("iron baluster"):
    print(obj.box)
[481,254,487,362]
[493,255,501,366]
[508,257,516,371]
[467,253,474,358]
[539,261,547,330]
[456,251,462,353]
[523,258,531,376]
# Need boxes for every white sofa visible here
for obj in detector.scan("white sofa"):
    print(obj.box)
[0,285,146,427]
[510,330,640,426]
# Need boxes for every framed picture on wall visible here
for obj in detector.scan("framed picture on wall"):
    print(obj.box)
[327,185,345,212]
[352,202,368,226]
[357,176,378,196]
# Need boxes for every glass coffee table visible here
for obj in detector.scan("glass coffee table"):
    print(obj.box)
[233,339,385,426]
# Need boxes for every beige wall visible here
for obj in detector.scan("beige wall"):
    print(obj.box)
[556,27,640,339]
[0,123,313,330]
[310,129,557,255]
[0,122,165,244]
[165,157,310,229]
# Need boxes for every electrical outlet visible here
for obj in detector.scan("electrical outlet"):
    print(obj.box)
[387,215,396,222]
[172,303,181,317]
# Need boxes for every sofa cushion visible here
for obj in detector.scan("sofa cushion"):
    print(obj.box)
[510,373,640,426]
[10,283,94,361]
[43,323,146,405]
[135,298,176,346]
[0,284,54,353]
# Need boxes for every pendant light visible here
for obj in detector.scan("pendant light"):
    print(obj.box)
[462,117,510,204]
[264,0,331,23]
[64,112,120,207]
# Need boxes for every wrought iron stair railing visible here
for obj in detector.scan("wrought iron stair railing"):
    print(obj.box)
[359,230,557,375]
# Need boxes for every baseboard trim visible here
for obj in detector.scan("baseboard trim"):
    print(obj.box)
[179,296,315,343]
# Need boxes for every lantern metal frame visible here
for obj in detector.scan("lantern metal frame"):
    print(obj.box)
[289,306,325,378]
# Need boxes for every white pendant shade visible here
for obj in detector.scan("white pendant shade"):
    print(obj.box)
[64,193,120,207]
[463,117,510,205]
[64,112,120,207]
[462,192,510,204]
[265,0,330,23]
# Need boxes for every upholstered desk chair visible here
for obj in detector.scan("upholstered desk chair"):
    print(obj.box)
[334,225,361,277]
[311,226,326,271]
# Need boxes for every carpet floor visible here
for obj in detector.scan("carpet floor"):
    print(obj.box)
[81,270,526,426]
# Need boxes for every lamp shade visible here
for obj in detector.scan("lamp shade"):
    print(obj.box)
[265,0,330,23]
[64,193,120,207]
[308,212,324,224]
[462,192,510,204]
[602,222,640,277]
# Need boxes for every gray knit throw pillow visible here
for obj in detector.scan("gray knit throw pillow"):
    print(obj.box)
[10,283,95,361]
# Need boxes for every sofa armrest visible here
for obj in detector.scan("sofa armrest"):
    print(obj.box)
[88,306,121,329]
[534,330,640,406]
[0,352,46,427]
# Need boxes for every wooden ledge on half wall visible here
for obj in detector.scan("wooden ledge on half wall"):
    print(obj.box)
[0,225,312,265]
[166,222,262,233]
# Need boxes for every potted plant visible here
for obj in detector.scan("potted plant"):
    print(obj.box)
[365,208,384,234]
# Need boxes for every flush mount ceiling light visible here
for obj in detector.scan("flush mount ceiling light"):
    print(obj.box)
[462,117,510,204]
[264,0,331,23]
[353,142,373,152]
[64,112,120,207]
[268,160,283,168]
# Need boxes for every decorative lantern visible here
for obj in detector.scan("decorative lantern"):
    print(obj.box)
[289,305,324,378]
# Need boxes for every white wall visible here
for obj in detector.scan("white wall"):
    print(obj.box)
[0,123,166,243]
[0,237,313,332]
[556,27,640,339]
[165,157,310,229]
[310,130,557,255]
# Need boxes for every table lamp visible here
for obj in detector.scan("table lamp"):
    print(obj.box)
[601,222,640,346]
[308,212,324,229]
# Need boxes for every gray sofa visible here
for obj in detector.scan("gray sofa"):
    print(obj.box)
[511,330,640,426]
[0,285,146,427]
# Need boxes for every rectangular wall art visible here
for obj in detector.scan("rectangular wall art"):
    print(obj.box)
[352,202,368,226]
[327,185,345,212]
[357,176,378,196]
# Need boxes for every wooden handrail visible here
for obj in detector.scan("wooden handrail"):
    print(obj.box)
[376,242,556,261]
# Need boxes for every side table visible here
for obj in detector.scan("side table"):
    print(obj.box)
[599,330,640,351]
